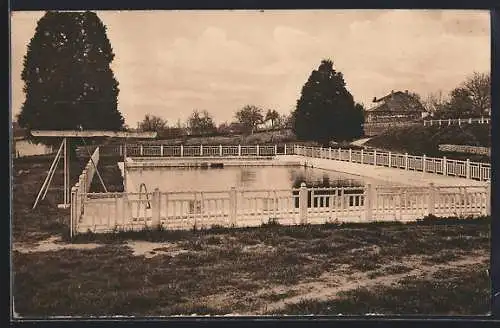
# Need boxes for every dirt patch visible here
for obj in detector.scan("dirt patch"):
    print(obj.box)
[13,236,103,253]
[126,240,190,258]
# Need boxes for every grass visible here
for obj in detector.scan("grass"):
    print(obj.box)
[270,262,490,315]
[11,155,492,316]
[365,124,490,162]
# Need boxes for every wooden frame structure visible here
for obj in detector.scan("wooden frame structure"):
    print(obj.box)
[31,130,157,210]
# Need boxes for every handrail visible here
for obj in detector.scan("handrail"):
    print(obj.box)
[137,182,151,217]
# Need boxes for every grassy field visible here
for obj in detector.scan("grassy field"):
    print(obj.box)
[11,155,492,317]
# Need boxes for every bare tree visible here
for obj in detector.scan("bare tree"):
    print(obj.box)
[421,91,448,116]
[187,110,216,135]
[137,114,167,132]
[462,72,491,116]
[235,105,264,134]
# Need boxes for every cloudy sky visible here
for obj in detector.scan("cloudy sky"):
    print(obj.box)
[11,10,490,127]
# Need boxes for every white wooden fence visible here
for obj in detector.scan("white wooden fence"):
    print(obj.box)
[74,182,489,234]
[293,145,491,182]
[423,117,490,127]
[70,147,100,238]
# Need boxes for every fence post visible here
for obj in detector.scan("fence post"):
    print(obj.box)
[373,149,377,166]
[442,156,447,175]
[70,186,77,239]
[229,187,237,226]
[140,145,144,156]
[219,144,223,157]
[360,149,364,164]
[438,119,442,126]
[151,188,161,228]
[160,145,164,157]
[466,159,471,179]
[119,145,123,157]
[388,151,392,167]
[448,119,451,126]
[485,182,491,215]
[365,183,373,221]
[338,148,341,160]
[200,144,203,156]
[274,144,278,156]
[299,183,308,224]
[180,144,184,157]
[404,153,409,170]
[428,183,435,216]
[348,148,352,162]
[422,154,427,173]
[468,118,472,124]
[238,145,242,157]
[284,144,287,155]
[458,118,461,126]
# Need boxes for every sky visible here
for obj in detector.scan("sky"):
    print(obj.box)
[10,10,490,127]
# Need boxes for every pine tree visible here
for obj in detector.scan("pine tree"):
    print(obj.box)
[17,11,124,147]
[293,59,362,144]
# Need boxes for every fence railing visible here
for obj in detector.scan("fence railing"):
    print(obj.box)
[75,183,490,234]
[438,144,491,157]
[70,146,100,238]
[423,117,490,127]
[293,145,491,182]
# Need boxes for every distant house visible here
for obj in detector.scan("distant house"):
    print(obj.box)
[365,90,426,123]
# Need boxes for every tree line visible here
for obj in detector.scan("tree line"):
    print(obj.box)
[136,107,293,138]
[16,11,490,148]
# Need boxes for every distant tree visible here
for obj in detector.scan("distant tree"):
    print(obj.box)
[138,114,167,132]
[433,87,476,119]
[293,59,362,144]
[235,105,264,134]
[17,11,124,148]
[422,91,448,116]
[265,109,280,129]
[463,72,491,116]
[187,110,216,135]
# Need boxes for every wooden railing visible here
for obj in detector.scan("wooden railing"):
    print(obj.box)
[294,145,491,182]
[70,147,100,238]
[423,117,490,127]
[75,183,489,234]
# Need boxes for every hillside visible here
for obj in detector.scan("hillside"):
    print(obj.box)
[365,124,490,162]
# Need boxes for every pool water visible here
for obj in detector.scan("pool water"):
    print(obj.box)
[124,165,398,193]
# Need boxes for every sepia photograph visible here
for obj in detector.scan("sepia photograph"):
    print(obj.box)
[10,9,491,317]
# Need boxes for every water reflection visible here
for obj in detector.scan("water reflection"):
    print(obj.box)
[126,165,390,193]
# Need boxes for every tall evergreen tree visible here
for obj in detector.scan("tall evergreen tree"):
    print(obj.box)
[293,59,362,144]
[17,11,124,147]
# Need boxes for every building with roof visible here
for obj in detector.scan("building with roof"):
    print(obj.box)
[365,90,426,123]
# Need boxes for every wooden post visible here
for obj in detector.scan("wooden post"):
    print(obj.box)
[329,147,332,159]
[338,148,341,161]
[70,186,77,239]
[140,144,144,156]
[428,183,436,216]
[284,144,287,155]
[200,144,203,156]
[388,151,392,168]
[64,138,68,205]
[458,118,461,126]
[485,181,491,215]
[151,188,161,228]
[160,145,164,156]
[256,145,260,156]
[274,144,278,156]
[180,144,184,157]
[299,183,308,224]
[348,148,352,162]
[229,187,237,226]
[404,153,409,170]
[373,149,377,166]
[361,149,364,164]
[468,118,472,124]
[238,144,242,157]
[219,144,223,157]
[443,156,447,176]
[438,119,442,126]
[365,183,373,221]
[422,154,427,173]
[466,159,471,179]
